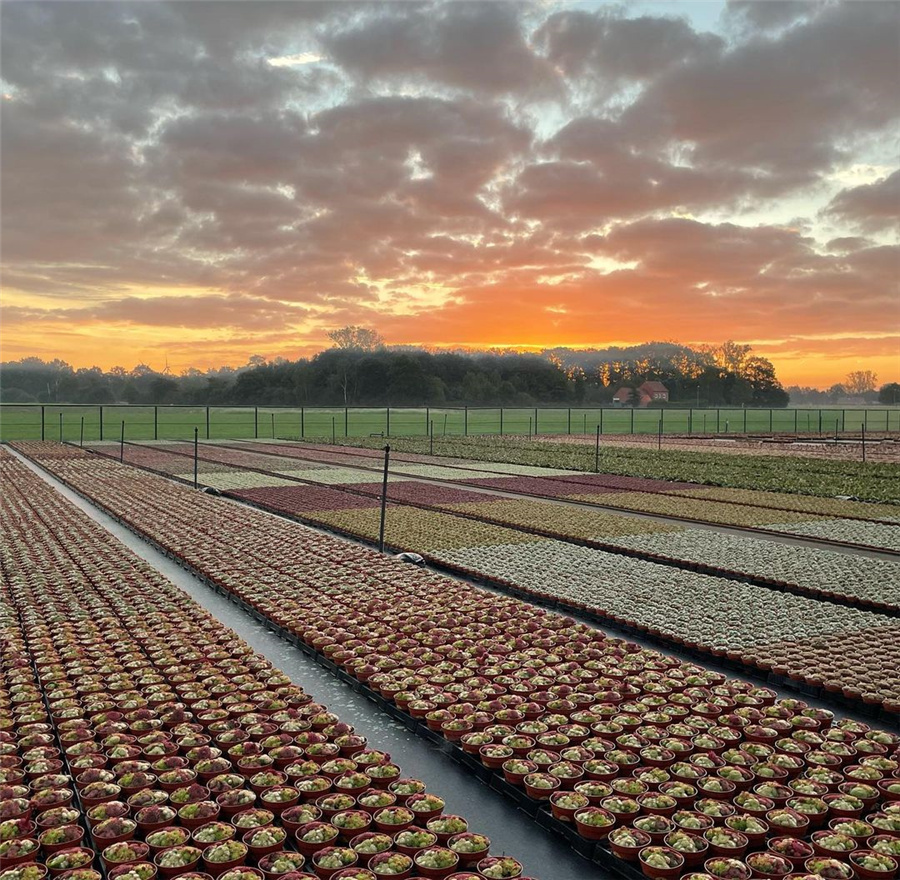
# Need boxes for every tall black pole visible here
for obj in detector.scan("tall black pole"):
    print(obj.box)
[862,424,866,463]
[658,416,662,450]
[120,420,125,462]
[193,427,199,489]
[378,444,390,553]
[528,416,532,439]
[595,425,600,473]
[59,412,63,442]
[271,412,275,438]
[332,416,336,444]
[80,416,84,448]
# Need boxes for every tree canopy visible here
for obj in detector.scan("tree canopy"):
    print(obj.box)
[0,337,794,407]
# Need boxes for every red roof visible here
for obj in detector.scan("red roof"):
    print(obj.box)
[612,386,632,400]
[639,381,668,394]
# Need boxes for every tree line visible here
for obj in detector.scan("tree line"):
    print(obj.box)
[0,332,805,408]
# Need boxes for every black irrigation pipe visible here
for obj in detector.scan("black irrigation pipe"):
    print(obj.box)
[75,439,900,618]
[254,439,900,527]
[20,441,900,731]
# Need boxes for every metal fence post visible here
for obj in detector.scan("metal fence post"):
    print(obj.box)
[794,409,798,432]
[425,407,429,436]
[430,420,434,455]
[688,408,692,434]
[595,425,600,472]
[59,412,63,442]
[332,417,336,444]
[154,406,158,441]
[658,416,662,450]
[41,405,45,441]
[862,424,866,463]
[716,409,720,433]
[599,408,603,435]
[769,409,772,432]
[271,412,275,438]
[345,406,349,437]
[301,407,305,439]
[567,408,571,434]
[80,417,84,448]
[378,445,390,553]
[206,406,210,439]
[464,406,468,436]
[254,406,258,439]
[528,416,532,439]
[499,408,504,436]
[841,409,845,433]
[193,428,199,489]
[534,407,538,435]
[630,408,634,433]
[743,409,747,433]
[386,407,390,438]
[120,420,125,462]
[99,405,103,441]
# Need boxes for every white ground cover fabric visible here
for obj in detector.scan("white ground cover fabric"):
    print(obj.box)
[436,540,892,650]
[607,530,900,607]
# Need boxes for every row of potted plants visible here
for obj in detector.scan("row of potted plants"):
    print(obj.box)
[85,438,900,615]
[0,451,533,880]
[12,454,900,820]
[169,439,900,612]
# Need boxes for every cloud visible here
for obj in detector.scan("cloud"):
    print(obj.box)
[536,10,722,84]
[1,0,898,382]
[621,2,900,188]
[723,0,824,33]
[3,294,308,330]
[822,170,900,233]
[323,2,560,96]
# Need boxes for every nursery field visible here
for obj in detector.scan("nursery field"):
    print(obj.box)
[5,439,900,880]
[14,440,900,709]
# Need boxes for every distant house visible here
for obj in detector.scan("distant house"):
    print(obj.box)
[638,381,669,405]
[612,381,669,408]
[612,386,633,406]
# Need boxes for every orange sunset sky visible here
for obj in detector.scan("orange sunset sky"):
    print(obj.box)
[2,0,898,388]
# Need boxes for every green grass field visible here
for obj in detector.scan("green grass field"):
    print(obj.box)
[1,403,897,443]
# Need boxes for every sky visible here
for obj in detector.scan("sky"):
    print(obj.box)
[1,0,898,388]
